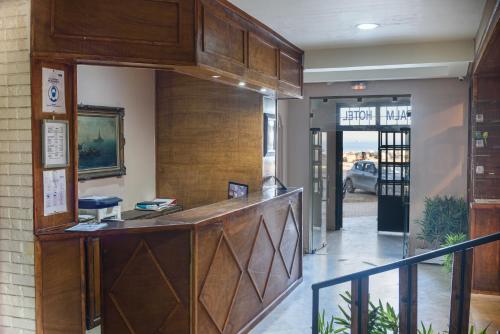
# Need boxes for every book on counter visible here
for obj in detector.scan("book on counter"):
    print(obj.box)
[135,198,177,211]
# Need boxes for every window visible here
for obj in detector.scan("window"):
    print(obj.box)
[364,163,376,174]
[355,162,363,171]
[380,105,412,126]
[339,107,376,126]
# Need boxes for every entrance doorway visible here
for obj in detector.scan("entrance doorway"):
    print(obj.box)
[341,130,378,229]
[310,96,412,257]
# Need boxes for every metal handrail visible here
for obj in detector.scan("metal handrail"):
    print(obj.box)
[311,232,500,333]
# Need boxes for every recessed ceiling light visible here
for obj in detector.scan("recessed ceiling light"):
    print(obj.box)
[238,81,246,87]
[260,88,267,93]
[357,23,379,30]
[212,75,221,79]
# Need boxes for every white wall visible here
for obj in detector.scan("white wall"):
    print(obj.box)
[77,65,156,211]
[282,78,469,253]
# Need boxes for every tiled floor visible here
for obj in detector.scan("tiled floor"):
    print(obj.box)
[251,215,500,334]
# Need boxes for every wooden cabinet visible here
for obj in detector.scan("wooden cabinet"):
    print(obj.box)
[195,0,303,97]
[35,237,86,334]
[470,204,500,295]
[31,0,303,98]
[32,0,196,65]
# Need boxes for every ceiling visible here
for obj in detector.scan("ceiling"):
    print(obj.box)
[229,0,487,82]
[229,0,486,50]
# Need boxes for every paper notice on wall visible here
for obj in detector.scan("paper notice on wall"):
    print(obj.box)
[42,67,66,113]
[43,169,67,216]
[43,121,68,167]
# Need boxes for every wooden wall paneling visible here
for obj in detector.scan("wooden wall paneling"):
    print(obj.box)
[195,192,302,333]
[31,0,303,97]
[474,5,500,75]
[156,72,263,209]
[471,76,500,200]
[100,231,192,334]
[35,237,86,334]
[32,59,77,233]
[31,0,196,65]
[470,205,500,294]
[196,0,304,97]
[278,50,303,98]
[248,33,279,79]
[198,0,248,78]
[85,238,101,330]
[201,4,246,66]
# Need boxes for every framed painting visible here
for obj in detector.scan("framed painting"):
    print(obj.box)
[263,113,276,156]
[77,105,126,180]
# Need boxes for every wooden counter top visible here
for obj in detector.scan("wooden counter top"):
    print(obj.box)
[68,187,302,236]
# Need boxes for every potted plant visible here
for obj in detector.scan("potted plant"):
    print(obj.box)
[414,196,468,263]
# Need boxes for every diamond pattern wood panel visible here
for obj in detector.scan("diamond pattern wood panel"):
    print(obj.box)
[279,205,300,278]
[101,231,191,334]
[109,240,180,334]
[196,193,303,334]
[200,232,243,333]
[247,216,276,302]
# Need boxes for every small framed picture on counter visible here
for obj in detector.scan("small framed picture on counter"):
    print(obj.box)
[228,182,248,199]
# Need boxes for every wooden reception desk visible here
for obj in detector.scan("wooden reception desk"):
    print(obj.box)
[36,188,303,334]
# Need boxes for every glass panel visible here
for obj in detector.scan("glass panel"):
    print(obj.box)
[339,106,376,126]
[380,105,412,125]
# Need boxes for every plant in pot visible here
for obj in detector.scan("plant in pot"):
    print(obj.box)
[415,196,468,262]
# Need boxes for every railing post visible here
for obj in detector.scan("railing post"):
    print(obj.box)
[399,264,418,334]
[449,248,473,334]
[312,287,319,334]
[351,277,369,334]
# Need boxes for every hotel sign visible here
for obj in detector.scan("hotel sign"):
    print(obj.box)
[340,107,376,126]
[339,106,411,127]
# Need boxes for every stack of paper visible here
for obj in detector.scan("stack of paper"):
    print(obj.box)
[135,198,176,211]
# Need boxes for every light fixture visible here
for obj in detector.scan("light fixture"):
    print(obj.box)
[260,88,267,93]
[351,82,367,91]
[357,23,379,30]
[212,75,221,79]
[392,96,398,103]
[238,81,246,87]
[357,97,363,103]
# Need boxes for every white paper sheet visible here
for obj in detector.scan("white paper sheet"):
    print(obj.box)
[42,67,66,114]
[43,169,67,216]
[66,223,108,232]
[43,121,68,167]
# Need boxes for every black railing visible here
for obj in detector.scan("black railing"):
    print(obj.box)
[311,232,500,334]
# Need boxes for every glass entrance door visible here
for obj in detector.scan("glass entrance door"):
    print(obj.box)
[311,129,327,252]
[378,129,411,256]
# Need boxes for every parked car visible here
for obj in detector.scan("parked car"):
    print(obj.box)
[345,160,404,194]
[345,160,378,194]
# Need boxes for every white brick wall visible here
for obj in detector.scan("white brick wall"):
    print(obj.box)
[0,1,35,333]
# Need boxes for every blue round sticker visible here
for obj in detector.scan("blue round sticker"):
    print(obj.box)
[48,85,59,103]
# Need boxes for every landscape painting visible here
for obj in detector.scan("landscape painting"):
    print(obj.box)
[77,105,126,180]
